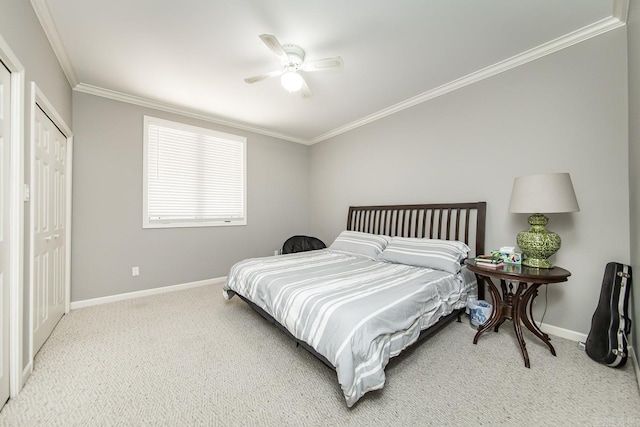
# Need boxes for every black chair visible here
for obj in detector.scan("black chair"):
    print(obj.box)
[282,235,326,254]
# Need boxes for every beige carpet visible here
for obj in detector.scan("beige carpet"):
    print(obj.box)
[0,283,639,426]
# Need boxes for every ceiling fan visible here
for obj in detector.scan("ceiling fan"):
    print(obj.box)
[244,34,344,98]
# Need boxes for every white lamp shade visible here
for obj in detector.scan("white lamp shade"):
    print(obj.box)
[281,71,304,92]
[509,173,580,213]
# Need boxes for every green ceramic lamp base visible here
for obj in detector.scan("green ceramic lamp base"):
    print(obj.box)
[516,213,561,269]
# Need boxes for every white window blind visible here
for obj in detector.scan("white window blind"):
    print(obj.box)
[143,116,246,228]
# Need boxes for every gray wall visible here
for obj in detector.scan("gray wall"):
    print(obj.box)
[0,0,73,372]
[71,92,310,301]
[628,2,640,361]
[309,28,630,336]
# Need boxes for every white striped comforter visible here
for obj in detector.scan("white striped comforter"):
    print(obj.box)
[223,249,475,407]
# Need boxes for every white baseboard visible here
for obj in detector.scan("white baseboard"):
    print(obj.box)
[61,280,640,391]
[539,324,640,390]
[70,276,226,310]
[630,346,640,392]
[71,281,587,337]
[539,322,588,343]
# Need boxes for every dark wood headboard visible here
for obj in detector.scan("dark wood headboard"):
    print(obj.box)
[346,202,486,258]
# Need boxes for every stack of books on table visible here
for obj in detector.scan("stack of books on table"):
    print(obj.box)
[475,254,504,269]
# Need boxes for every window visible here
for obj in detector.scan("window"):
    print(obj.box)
[143,116,246,228]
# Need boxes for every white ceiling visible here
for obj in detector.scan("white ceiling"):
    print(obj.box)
[36,0,625,144]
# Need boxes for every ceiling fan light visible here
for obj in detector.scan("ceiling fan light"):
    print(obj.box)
[281,71,303,92]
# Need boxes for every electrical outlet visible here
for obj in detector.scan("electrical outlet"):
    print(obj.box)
[274,249,280,256]
[132,266,139,276]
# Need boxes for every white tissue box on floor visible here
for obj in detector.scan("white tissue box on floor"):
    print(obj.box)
[468,300,492,327]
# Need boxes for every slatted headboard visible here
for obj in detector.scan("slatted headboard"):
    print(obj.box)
[346,202,486,258]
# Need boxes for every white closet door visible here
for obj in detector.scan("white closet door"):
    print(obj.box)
[32,104,67,355]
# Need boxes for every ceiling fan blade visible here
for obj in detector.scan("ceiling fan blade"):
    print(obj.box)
[301,56,344,72]
[244,69,283,84]
[300,76,313,99]
[259,34,289,63]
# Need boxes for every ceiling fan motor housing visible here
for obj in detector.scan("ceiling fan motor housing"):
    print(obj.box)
[282,44,305,70]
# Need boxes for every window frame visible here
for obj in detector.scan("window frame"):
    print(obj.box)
[142,116,247,229]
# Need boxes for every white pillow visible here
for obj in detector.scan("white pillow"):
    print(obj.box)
[329,231,391,258]
[378,237,470,274]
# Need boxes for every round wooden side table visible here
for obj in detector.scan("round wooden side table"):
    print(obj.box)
[465,259,571,368]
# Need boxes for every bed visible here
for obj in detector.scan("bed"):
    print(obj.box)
[223,202,486,406]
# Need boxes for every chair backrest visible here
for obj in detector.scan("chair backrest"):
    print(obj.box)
[282,235,326,254]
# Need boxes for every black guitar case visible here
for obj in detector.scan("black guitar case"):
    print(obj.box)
[585,262,632,368]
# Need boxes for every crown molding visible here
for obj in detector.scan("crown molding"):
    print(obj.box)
[36,0,626,146]
[309,15,626,144]
[30,0,78,88]
[613,0,630,23]
[73,83,310,144]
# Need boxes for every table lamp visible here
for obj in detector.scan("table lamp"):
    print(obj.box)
[508,173,579,268]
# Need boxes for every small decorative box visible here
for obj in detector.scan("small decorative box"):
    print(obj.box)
[491,250,522,265]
